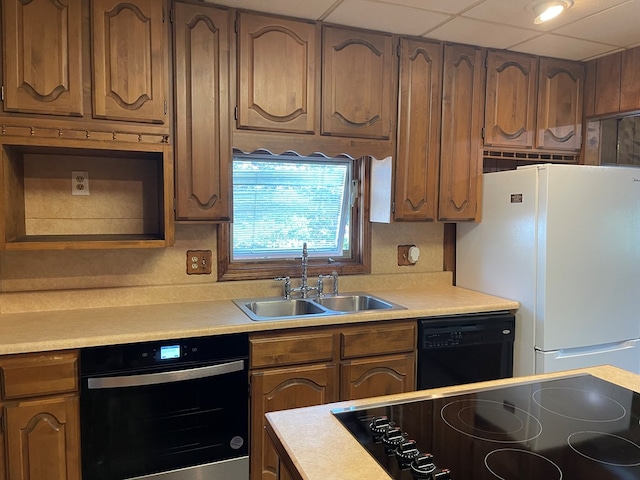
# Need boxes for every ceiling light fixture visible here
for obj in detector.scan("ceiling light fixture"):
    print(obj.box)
[525,0,574,24]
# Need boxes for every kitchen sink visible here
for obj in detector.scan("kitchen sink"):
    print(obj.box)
[244,299,326,318]
[314,294,394,312]
[233,292,405,321]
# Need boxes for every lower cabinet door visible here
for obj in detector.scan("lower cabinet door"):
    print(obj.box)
[250,364,339,480]
[341,353,416,401]
[4,396,81,480]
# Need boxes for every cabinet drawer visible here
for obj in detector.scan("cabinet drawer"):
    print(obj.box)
[341,321,416,359]
[0,351,78,400]
[250,331,336,368]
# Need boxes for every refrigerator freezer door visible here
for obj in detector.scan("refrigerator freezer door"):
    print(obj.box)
[536,165,640,351]
[535,339,640,374]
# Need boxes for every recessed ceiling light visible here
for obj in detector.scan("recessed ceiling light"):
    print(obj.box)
[525,0,574,24]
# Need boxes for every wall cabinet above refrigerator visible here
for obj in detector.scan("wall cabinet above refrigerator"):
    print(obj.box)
[484,50,584,152]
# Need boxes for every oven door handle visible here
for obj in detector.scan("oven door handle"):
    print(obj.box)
[86,359,245,389]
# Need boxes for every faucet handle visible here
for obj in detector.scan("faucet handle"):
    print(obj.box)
[274,276,291,299]
[331,271,339,296]
[317,274,333,297]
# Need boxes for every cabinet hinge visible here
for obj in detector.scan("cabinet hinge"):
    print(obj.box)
[0,414,4,433]
[164,100,167,115]
[391,201,395,213]
[234,106,238,121]
[169,8,173,24]
[481,127,485,139]
[396,42,401,57]
[1,85,4,101]
[234,18,238,34]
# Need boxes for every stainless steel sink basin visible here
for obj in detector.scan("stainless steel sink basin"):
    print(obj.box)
[314,294,394,312]
[233,292,405,321]
[244,299,325,317]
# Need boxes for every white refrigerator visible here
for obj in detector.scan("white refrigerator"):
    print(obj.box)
[456,164,640,377]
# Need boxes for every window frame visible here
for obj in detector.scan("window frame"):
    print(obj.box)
[217,156,371,281]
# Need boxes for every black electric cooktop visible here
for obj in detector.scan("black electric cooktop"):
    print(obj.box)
[332,374,640,479]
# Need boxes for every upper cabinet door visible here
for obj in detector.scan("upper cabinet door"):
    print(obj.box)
[593,52,622,116]
[484,51,538,149]
[439,44,484,222]
[536,58,584,151]
[322,26,394,139]
[174,2,231,221]
[620,46,640,113]
[91,0,167,123]
[237,12,318,133]
[394,38,442,222]
[2,0,83,116]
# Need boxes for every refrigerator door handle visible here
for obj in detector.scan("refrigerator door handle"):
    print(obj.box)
[552,339,639,358]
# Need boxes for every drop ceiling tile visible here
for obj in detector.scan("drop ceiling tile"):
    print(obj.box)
[324,0,452,35]
[582,47,625,61]
[463,0,632,32]
[372,0,486,14]
[554,1,640,48]
[425,17,539,49]
[203,0,337,20]
[511,33,619,60]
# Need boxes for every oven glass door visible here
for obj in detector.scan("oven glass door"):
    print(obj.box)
[81,361,248,480]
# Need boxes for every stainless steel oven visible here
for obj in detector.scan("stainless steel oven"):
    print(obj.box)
[80,334,249,480]
[418,312,515,389]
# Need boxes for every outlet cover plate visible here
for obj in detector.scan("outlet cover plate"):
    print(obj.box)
[186,250,212,275]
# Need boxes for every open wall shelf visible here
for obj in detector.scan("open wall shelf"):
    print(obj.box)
[1,139,174,250]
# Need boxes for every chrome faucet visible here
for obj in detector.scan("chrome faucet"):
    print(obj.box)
[291,243,317,298]
[275,243,339,299]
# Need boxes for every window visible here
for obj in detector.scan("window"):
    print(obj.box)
[217,152,370,281]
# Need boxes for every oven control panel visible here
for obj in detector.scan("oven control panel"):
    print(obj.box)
[81,333,249,374]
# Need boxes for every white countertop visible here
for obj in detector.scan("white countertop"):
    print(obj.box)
[0,283,518,355]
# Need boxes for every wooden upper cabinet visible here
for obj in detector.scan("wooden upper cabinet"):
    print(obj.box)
[536,58,584,151]
[1,0,83,116]
[593,52,622,116]
[237,12,318,133]
[394,38,442,222]
[620,46,640,112]
[321,26,394,139]
[484,51,538,149]
[91,0,167,123]
[584,48,640,117]
[439,44,484,222]
[485,51,583,152]
[174,2,231,221]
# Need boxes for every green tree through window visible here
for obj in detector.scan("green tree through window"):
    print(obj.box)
[232,154,352,260]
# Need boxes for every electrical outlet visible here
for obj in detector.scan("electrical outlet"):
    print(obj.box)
[186,250,212,275]
[72,171,90,196]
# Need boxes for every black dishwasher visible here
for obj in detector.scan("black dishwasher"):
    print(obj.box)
[418,312,515,389]
[80,333,249,480]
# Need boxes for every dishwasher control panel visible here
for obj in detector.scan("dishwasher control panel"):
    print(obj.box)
[420,313,515,350]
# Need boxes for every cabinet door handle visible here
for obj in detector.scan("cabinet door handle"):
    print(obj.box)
[86,359,245,389]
